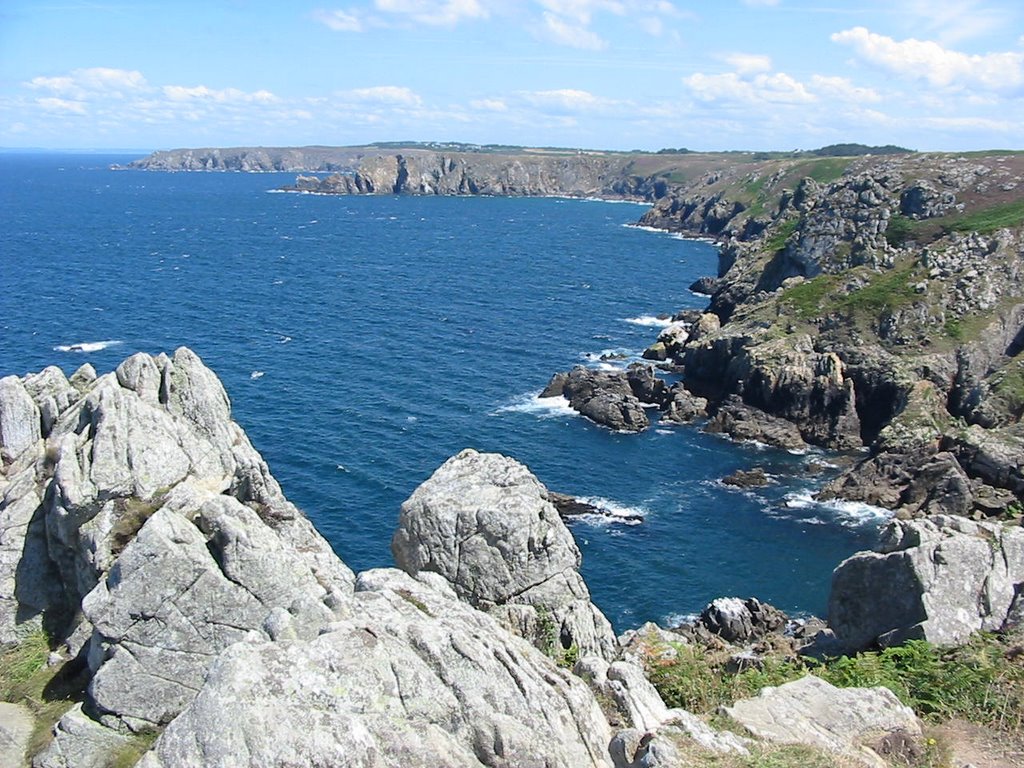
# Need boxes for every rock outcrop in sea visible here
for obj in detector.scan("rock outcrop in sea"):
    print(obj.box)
[2,349,942,767]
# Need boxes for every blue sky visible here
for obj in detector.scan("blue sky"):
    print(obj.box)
[1,0,1022,151]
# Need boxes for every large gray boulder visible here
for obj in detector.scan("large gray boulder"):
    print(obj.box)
[725,675,921,768]
[392,449,617,660]
[0,348,355,747]
[829,515,1024,651]
[0,702,33,768]
[139,569,615,768]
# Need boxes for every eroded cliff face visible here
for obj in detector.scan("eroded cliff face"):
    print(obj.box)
[637,152,1024,522]
[285,150,659,199]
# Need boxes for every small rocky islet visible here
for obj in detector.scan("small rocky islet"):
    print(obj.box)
[3,144,1023,766]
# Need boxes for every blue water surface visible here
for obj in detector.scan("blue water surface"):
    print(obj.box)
[0,153,886,630]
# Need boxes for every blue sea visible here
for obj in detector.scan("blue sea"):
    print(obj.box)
[0,153,888,631]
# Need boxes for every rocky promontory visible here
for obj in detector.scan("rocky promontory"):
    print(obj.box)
[5,349,993,766]
[542,151,1024,524]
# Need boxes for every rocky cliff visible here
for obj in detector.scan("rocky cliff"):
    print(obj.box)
[605,152,1024,523]
[1,350,937,767]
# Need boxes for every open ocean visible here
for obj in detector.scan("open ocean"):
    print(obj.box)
[0,153,889,630]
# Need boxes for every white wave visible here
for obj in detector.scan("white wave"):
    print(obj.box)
[492,393,578,419]
[622,315,674,328]
[783,490,892,528]
[573,496,647,527]
[622,223,666,233]
[54,340,122,353]
[661,612,699,629]
[250,371,264,380]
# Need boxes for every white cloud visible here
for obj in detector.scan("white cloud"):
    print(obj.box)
[311,8,364,31]
[683,71,815,105]
[27,67,147,99]
[162,85,278,103]
[36,97,87,114]
[722,53,772,75]
[541,11,607,49]
[346,86,423,106]
[373,0,489,26]
[741,0,779,6]
[832,26,1024,93]
[470,98,508,111]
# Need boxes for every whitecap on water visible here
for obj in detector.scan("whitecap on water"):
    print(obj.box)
[573,496,648,527]
[782,490,891,529]
[491,393,578,419]
[621,315,674,328]
[250,371,265,380]
[53,340,122,353]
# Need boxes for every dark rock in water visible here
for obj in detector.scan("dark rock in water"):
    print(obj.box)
[540,371,569,398]
[689,276,719,295]
[705,397,805,451]
[662,384,708,424]
[546,491,644,524]
[699,597,787,644]
[550,366,650,432]
[642,342,668,361]
[722,468,770,488]
[626,363,668,406]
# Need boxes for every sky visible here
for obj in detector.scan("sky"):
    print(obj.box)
[1,0,1022,152]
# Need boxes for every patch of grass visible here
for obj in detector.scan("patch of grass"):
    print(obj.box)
[839,265,919,315]
[943,199,1024,234]
[763,218,799,254]
[644,642,805,713]
[886,214,915,247]
[645,633,1023,736]
[988,360,1024,418]
[779,274,840,321]
[819,635,1024,732]
[105,729,160,768]
[944,317,964,341]
[0,628,86,759]
[797,157,851,184]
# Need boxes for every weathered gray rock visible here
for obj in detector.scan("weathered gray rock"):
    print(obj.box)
[392,449,617,659]
[829,515,1024,651]
[32,703,130,768]
[725,675,922,768]
[0,702,33,768]
[1,348,355,740]
[139,569,615,768]
[0,376,41,464]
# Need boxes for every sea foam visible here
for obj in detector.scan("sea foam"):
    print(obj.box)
[54,340,123,353]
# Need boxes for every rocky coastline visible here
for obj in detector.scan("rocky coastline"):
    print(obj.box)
[12,145,1022,764]
[2,348,1022,766]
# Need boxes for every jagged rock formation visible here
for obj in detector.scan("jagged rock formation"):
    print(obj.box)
[1,348,355,760]
[626,152,1024,517]
[725,675,922,768]
[828,514,1024,652]
[392,448,618,660]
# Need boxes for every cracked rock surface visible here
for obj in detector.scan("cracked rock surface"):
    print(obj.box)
[392,448,618,660]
